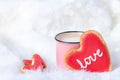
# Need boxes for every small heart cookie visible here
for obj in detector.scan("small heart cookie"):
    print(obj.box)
[64,30,112,72]
[21,54,46,73]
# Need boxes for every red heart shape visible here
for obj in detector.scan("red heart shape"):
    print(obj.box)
[21,54,46,73]
[64,30,112,72]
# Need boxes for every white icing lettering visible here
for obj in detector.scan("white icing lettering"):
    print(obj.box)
[76,49,103,69]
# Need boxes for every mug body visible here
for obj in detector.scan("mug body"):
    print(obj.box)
[55,31,83,69]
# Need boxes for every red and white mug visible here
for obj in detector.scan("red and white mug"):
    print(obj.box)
[55,31,83,69]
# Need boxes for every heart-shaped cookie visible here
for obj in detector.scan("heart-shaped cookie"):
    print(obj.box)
[64,30,112,72]
[21,54,46,73]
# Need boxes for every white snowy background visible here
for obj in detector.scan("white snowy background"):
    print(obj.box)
[0,0,120,80]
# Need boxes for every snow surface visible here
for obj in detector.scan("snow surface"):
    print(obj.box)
[0,0,120,80]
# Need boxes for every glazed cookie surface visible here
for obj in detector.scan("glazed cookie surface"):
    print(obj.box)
[64,30,112,72]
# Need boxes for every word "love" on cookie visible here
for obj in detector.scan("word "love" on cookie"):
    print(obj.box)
[76,49,103,69]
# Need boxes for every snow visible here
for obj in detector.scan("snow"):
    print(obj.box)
[0,0,120,80]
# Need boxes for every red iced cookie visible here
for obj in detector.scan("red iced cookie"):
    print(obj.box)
[21,54,46,73]
[64,30,112,72]
[32,54,46,69]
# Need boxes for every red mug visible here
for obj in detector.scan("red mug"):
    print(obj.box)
[55,31,83,69]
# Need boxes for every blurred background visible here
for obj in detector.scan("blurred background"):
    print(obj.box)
[0,0,119,37]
